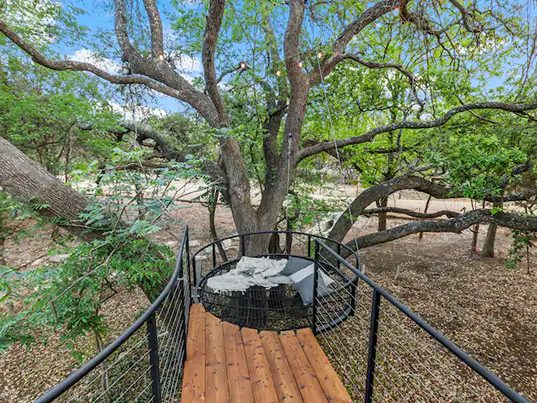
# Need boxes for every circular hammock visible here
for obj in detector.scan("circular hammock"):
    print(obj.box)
[192,232,361,332]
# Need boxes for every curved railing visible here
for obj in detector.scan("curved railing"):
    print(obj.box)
[191,230,361,332]
[37,227,191,403]
[313,240,529,402]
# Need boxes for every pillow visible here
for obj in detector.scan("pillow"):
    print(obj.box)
[288,263,335,305]
[281,256,313,276]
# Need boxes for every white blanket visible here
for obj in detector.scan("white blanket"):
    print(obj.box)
[207,256,288,294]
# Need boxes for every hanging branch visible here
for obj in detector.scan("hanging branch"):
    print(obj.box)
[296,101,537,162]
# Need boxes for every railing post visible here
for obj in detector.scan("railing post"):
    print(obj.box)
[311,241,320,334]
[364,290,381,403]
[192,257,197,295]
[147,313,162,403]
[307,235,312,257]
[337,243,341,270]
[240,234,246,257]
[212,243,216,267]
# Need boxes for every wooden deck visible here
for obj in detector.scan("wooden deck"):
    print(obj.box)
[181,304,352,403]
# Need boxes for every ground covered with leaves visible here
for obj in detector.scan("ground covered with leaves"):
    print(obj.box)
[0,202,535,402]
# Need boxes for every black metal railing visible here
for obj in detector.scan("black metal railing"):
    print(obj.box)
[312,240,528,403]
[191,230,361,331]
[36,227,191,403]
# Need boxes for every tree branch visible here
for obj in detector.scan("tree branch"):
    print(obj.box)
[328,173,536,242]
[284,0,307,89]
[202,0,227,122]
[363,207,460,219]
[296,101,537,162]
[348,209,537,250]
[143,0,164,58]
[309,0,400,85]
[340,53,424,108]
[0,20,222,127]
[114,0,140,60]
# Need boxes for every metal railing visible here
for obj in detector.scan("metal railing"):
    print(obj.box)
[34,229,528,402]
[191,229,360,290]
[36,227,191,403]
[191,230,361,331]
[312,240,528,403]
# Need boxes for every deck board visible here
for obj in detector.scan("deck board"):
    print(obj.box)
[205,312,230,402]
[260,331,303,403]
[279,331,328,403]
[181,304,351,403]
[297,328,352,403]
[223,322,255,402]
[241,327,279,403]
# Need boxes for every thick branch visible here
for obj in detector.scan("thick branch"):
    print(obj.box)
[284,0,307,90]
[349,209,537,249]
[143,0,165,58]
[202,0,227,122]
[309,0,399,85]
[121,122,184,161]
[0,20,222,127]
[328,173,536,242]
[364,207,460,219]
[297,101,537,162]
[114,0,140,60]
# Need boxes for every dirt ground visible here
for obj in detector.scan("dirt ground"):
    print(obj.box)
[0,201,535,401]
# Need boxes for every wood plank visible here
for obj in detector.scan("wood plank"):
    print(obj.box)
[296,328,352,403]
[205,312,230,402]
[222,322,255,402]
[279,331,328,403]
[181,359,195,402]
[260,331,303,403]
[183,304,206,402]
[241,327,279,403]
[187,304,206,360]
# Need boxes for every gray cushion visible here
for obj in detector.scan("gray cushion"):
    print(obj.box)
[281,256,313,276]
[289,264,334,306]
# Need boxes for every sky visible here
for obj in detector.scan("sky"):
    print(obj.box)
[5,0,537,120]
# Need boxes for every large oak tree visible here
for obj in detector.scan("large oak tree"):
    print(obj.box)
[1,0,536,252]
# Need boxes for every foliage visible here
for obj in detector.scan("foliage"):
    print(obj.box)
[0,153,199,356]
[506,230,535,271]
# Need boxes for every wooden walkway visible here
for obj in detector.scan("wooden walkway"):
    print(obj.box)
[181,304,352,403]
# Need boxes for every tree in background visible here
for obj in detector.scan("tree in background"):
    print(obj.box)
[1,0,537,253]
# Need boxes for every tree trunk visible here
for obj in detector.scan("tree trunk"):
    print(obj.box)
[481,223,497,257]
[0,137,95,241]
[481,202,501,257]
[419,195,432,241]
[471,224,480,254]
[377,197,388,231]
[0,137,162,299]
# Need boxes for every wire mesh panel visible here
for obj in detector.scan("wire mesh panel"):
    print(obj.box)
[316,280,372,401]
[373,300,507,402]
[37,228,191,403]
[52,328,153,402]
[313,240,528,403]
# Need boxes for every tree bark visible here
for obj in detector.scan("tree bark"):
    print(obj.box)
[481,201,502,257]
[481,223,497,257]
[377,197,388,231]
[0,137,162,299]
[345,209,537,252]
[0,137,95,241]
